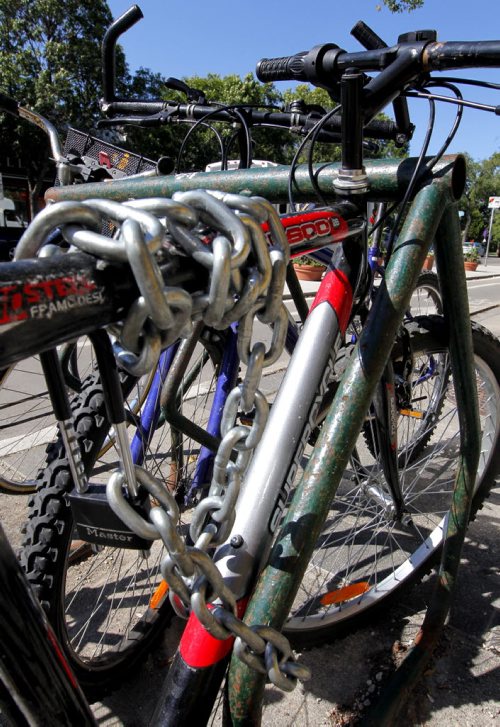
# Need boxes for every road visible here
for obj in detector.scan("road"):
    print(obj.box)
[468,272,500,336]
[0,262,498,726]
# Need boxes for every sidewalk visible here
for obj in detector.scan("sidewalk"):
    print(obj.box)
[284,260,500,301]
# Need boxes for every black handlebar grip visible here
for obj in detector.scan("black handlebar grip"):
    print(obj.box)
[0,92,19,116]
[363,117,399,139]
[351,21,387,51]
[256,52,309,82]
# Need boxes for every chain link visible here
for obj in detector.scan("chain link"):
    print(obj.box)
[35,191,310,691]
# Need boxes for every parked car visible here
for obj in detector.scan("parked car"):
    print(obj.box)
[0,198,27,261]
[463,241,486,257]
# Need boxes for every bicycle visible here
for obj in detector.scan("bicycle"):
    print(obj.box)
[0,94,172,495]
[14,108,447,704]
[1,6,499,725]
[1,59,368,694]
[0,12,443,699]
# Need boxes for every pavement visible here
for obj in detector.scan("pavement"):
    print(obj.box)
[90,261,500,726]
[286,257,500,297]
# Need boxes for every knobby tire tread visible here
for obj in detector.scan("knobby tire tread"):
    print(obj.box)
[19,371,173,701]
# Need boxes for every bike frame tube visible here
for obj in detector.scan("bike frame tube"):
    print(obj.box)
[130,343,180,465]
[227,162,478,725]
[364,201,482,725]
[187,323,239,499]
[0,252,138,369]
[216,296,346,593]
[45,156,462,205]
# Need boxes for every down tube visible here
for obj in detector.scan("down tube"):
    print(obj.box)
[227,179,465,723]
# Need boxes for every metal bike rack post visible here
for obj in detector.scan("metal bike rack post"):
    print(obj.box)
[45,156,461,205]
[360,186,482,726]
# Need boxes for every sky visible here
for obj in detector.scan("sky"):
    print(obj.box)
[107,0,500,161]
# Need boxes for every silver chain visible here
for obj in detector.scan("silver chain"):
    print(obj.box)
[25,190,310,691]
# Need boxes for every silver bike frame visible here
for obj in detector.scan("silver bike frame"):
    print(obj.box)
[215,296,345,598]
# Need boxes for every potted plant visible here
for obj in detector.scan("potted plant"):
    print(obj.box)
[423,251,435,270]
[464,247,480,271]
[292,255,327,281]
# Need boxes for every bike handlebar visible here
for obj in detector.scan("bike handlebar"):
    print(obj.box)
[424,40,500,70]
[100,7,500,146]
[0,92,68,177]
[99,8,404,141]
[98,101,402,141]
[257,39,500,83]
[257,37,500,128]
[102,3,143,104]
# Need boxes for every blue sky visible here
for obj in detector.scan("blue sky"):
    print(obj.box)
[107,0,500,161]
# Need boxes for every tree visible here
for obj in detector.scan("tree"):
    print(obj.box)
[124,71,297,173]
[0,0,117,216]
[463,152,500,249]
[382,0,424,11]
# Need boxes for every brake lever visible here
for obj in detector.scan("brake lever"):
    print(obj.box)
[97,109,177,128]
[164,77,207,104]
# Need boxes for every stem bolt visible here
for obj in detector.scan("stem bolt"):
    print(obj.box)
[230,534,244,548]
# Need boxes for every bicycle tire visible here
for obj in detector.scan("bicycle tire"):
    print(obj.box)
[20,335,224,700]
[0,356,66,494]
[376,270,444,461]
[284,317,500,646]
[408,271,442,317]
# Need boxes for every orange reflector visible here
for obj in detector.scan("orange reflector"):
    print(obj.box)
[150,580,169,609]
[399,408,424,419]
[320,581,370,606]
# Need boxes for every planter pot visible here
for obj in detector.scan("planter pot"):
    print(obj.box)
[464,261,479,271]
[293,264,326,281]
[423,254,435,271]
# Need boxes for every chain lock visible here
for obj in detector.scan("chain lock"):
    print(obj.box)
[30,191,310,691]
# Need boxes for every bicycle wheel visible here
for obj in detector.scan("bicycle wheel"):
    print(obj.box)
[285,317,500,646]
[0,341,152,495]
[20,333,224,700]
[408,271,442,317]
[0,349,84,495]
